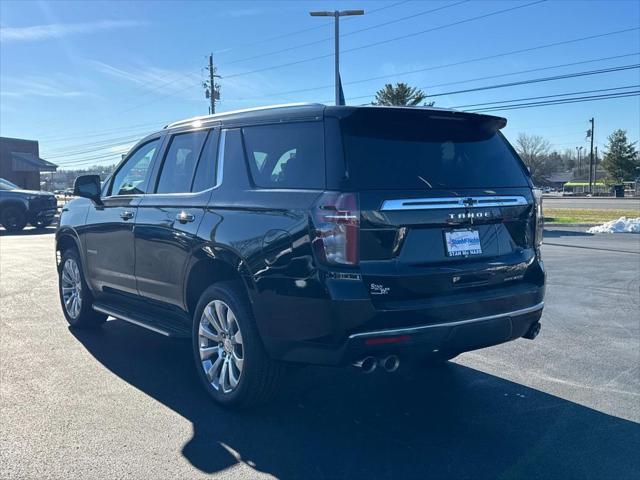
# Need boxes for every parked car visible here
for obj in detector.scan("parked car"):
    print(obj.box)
[0,178,57,231]
[56,104,545,407]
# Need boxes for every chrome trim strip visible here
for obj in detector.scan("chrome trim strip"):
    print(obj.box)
[380,195,529,211]
[348,302,544,340]
[166,103,323,128]
[214,130,226,189]
[93,305,171,337]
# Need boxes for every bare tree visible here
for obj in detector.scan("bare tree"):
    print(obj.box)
[514,133,559,185]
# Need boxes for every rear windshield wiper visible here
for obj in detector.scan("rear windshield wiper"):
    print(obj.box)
[418,176,433,188]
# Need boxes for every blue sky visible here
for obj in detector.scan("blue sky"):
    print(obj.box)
[1,0,639,169]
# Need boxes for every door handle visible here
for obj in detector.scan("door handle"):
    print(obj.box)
[120,210,135,221]
[175,211,195,224]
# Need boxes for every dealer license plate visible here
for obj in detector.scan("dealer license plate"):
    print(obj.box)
[444,229,482,257]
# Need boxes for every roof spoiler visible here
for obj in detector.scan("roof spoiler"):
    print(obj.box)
[326,105,507,132]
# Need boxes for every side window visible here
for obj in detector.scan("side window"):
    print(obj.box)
[191,129,220,192]
[110,139,159,196]
[242,122,325,189]
[156,131,208,194]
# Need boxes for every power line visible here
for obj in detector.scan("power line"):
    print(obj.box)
[225,0,470,65]
[424,64,639,99]
[451,84,639,109]
[39,120,167,144]
[337,63,640,104]
[234,50,640,102]
[42,62,639,160]
[223,0,547,79]
[467,91,640,113]
[55,151,127,166]
[43,135,142,159]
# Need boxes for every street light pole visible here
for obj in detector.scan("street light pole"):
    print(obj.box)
[310,9,364,106]
[576,146,583,178]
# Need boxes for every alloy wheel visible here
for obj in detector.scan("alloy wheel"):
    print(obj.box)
[198,300,244,394]
[61,258,82,319]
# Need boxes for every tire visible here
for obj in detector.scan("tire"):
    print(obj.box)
[192,281,284,408]
[1,206,27,231]
[58,248,107,328]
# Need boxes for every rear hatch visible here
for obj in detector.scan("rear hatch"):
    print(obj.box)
[332,107,537,307]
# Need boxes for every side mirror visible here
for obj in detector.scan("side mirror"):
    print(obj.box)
[73,175,102,205]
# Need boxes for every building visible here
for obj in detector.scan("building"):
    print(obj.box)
[0,136,57,190]
[543,171,574,190]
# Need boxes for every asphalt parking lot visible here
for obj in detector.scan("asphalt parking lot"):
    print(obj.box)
[1,226,639,479]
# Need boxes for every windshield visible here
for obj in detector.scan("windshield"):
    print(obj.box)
[0,178,20,190]
[340,109,529,190]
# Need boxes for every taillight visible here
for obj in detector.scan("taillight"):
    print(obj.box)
[311,192,360,266]
[533,188,544,253]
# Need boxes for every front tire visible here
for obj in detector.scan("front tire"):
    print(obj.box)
[192,282,284,408]
[1,206,27,231]
[58,248,106,328]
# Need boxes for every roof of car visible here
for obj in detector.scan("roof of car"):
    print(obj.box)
[164,103,506,131]
[164,103,326,130]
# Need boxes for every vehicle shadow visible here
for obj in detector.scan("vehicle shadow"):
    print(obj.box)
[0,226,57,236]
[71,321,640,480]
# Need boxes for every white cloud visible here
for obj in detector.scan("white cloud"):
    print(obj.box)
[0,77,94,99]
[88,59,201,99]
[0,20,147,42]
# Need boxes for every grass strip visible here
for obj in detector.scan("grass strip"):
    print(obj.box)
[544,208,639,224]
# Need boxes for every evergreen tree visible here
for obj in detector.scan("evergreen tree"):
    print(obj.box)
[372,82,433,106]
[601,129,639,182]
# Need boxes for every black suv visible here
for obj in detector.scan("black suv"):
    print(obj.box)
[0,178,57,231]
[56,104,545,407]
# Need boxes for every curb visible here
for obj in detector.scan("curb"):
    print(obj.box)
[545,223,598,227]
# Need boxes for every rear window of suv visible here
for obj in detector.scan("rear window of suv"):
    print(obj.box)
[242,122,325,189]
[339,109,529,190]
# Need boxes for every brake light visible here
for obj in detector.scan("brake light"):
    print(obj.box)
[533,188,544,252]
[311,192,360,266]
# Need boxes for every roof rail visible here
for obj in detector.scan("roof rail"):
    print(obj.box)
[164,102,325,129]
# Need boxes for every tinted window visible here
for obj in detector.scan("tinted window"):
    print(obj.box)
[191,129,220,192]
[340,109,528,189]
[111,139,159,196]
[156,131,207,194]
[242,122,324,189]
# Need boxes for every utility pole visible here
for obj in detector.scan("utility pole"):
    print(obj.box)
[309,9,364,106]
[203,54,221,114]
[594,145,599,192]
[587,117,595,194]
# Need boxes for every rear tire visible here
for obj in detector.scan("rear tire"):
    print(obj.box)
[1,206,27,231]
[192,282,284,408]
[58,248,107,328]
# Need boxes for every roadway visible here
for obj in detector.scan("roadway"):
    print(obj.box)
[543,196,640,210]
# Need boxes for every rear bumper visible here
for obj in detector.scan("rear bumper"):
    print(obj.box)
[260,285,545,366]
[344,302,543,362]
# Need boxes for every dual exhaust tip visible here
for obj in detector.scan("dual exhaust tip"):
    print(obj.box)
[353,355,400,373]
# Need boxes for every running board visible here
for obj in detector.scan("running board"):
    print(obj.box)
[92,302,191,338]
